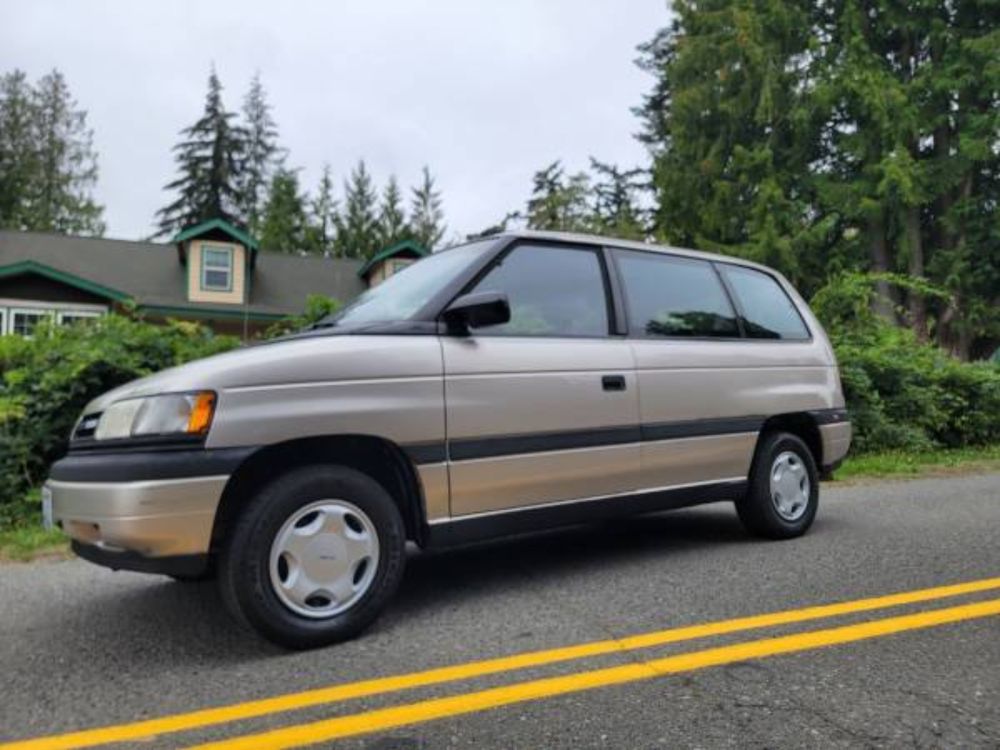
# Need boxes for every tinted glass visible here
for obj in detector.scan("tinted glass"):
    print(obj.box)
[324,240,494,327]
[722,265,810,340]
[471,244,609,336]
[615,251,738,338]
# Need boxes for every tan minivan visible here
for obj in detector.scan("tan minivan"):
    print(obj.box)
[45,231,851,648]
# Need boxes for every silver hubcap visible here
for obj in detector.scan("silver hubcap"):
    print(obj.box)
[268,500,379,619]
[769,451,810,522]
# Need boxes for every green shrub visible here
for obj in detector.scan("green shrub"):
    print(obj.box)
[0,315,239,525]
[812,272,1000,453]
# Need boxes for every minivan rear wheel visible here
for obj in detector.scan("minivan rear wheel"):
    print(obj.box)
[218,465,406,649]
[736,431,819,539]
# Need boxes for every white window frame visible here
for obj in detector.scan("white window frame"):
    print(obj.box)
[201,245,234,292]
[0,299,108,336]
[9,307,53,338]
[57,309,103,326]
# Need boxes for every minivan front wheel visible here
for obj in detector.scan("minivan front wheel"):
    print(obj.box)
[218,465,406,649]
[736,432,819,539]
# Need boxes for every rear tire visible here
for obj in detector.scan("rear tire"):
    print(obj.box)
[218,465,406,649]
[736,431,818,539]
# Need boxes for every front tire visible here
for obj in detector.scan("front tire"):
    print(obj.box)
[736,431,819,539]
[218,465,406,649]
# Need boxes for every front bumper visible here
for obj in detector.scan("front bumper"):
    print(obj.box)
[47,474,228,558]
[46,447,253,572]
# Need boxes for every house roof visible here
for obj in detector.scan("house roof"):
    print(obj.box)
[173,218,260,251]
[0,230,366,319]
[357,239,428,279]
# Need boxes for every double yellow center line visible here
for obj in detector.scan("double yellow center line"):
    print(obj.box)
[5,576,1000,750]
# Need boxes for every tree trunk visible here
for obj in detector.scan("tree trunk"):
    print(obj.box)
[904,205,927,341]
[868,211,897,321]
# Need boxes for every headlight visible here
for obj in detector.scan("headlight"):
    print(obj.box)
[93,392,216,440]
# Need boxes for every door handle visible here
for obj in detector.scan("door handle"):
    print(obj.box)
[602,374,626,392]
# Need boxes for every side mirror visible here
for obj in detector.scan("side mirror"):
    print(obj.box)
[442,291,511,332]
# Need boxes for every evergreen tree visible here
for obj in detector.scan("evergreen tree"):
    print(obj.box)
[155,69,247,237]
[240,72,280,236]
[636,0,1000,358]
[0,70,38,231]
[525,161,592,232]
[589,158,648,240]
[376,175,408,248]
[258,168,308,252]
[635,0,820,283]
[409,166,445,249]
[304,164,337,255]
[334,160,379,258]
[0,68,104,234]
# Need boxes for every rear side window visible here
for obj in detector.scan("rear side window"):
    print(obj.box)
[614,250,739,338]
[721,265,810,340]
[470,244,610,337]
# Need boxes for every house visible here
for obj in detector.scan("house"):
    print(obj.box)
[0,220,428,338]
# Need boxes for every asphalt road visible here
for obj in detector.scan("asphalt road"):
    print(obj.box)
[1,472,999,749]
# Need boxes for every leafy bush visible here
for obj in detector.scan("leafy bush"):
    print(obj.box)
[812,273,1000,453]
[0,315,239,525]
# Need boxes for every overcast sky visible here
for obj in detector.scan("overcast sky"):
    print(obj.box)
[1,1,668,242]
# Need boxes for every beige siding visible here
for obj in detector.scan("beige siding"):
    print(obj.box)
[367,258,413,288]
[187,240,246,304]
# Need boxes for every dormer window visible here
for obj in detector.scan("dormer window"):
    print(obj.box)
[201,245,233,291]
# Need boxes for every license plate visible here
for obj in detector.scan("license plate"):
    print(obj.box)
[41,486,53,530]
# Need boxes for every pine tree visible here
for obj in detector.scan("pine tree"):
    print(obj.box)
[258,168,307,252]
[525,161,592,232]
[334,160,379,258]
[155,69,247,237]
[409,166,445,249]
[376,176,408,248]
[635,0,820,284]
[0,70,38,231]
[589,159,647,240]
[304,164,337,255]
[240,72,280,236]
[0,68,104,234]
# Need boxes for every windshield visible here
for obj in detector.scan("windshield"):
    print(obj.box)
[318,240,495,328]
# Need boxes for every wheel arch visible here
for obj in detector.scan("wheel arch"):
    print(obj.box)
[757,412,823,470]
[210,434,429,555]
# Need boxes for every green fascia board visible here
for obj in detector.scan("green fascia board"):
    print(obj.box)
[0,259,132,302]
[138,303,287,322]
[172,219,260,251]
[357,239,429,278]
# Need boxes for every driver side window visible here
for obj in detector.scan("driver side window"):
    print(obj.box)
[469,244,610,337]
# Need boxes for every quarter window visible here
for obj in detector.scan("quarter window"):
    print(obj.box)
[615,251,739,338]
[202,245,233,291]
[470,244,610,337]
[721,265,810,340]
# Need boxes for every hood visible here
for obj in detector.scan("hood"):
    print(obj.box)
[82,333,442,414]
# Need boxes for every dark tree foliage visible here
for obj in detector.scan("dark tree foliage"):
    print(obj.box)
[636,0,1000,359]
[409,166,445,249]
[155,69,248,237]
[240,72,281,236]
[258,168,308,253]
[376,176,409,248]
[0,68,104,235]
[334,160,380,258]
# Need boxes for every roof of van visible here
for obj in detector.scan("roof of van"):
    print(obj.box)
[480,229,778,275]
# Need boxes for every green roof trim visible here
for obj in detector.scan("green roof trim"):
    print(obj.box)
[172,219,260,251]
[0,259,132,302]
[138,303,287,322]
[357,239,429,279]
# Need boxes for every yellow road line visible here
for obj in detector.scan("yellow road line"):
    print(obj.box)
[188,597,1000,750]
[4,576,999,750]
